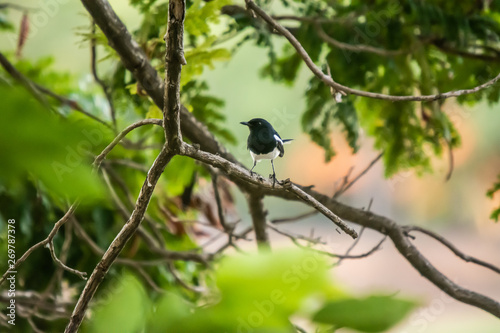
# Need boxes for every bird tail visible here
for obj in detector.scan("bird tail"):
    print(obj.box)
[282,139,293,144]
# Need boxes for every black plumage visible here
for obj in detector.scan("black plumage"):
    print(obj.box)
[240,118,292,184]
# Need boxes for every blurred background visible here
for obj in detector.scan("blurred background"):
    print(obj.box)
[1,0,500,331]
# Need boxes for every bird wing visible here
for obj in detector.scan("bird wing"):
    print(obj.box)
[274,133,285,157]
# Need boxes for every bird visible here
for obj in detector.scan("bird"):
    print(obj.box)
[240,118,292,185]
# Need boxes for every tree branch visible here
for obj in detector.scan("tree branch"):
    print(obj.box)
[163,0,186,149]
[246,192,270,251]
[244,0,500,102]
[181,143,358,239]
[65,1,188,331]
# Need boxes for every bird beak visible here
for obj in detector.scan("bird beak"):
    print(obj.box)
[240,121,249,126]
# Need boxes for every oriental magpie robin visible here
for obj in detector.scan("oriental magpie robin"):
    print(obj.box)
[240,118,292,185]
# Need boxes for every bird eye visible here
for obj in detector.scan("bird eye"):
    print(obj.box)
[258,122,261,125]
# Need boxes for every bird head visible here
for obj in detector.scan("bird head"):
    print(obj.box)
[240,118,271,131]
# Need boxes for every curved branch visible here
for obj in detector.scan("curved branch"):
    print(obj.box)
[404,226,500,275]
[93,118,163,167]
[244,0,500,102]
[47,241,87,280]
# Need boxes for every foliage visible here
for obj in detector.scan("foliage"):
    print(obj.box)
[252,0,500,176]
[0,85,106,202]
[487,175,500,222]
[303,76,360,161]
[86,250,417,333]
[313,295,417,332]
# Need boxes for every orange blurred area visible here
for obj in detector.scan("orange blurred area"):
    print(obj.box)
[287,131,379,194]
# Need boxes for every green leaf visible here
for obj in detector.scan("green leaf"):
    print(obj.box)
[312,295,417,332]
[302,77,359,161]
[182,39,231,87]
[148,249,342,333]
[146,104,163,119]
[335,100,360,153]
[147,292,192,333]
[0,85,106,202]
[185,0,232,37]
[490,207,500,222]
[182,80,236,144]
[487,175,500,222]
[89,274,150,333]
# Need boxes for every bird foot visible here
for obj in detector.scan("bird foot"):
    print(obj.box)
[251,171,265,182]
[270,174,283,187]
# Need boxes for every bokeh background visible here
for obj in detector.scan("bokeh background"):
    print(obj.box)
[2,0,500,331]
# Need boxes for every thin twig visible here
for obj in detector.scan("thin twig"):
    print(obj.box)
[334,152,384,198]
[271,210,317,224]
[283,181,358,239]
[0,51,112,127]
[214,226,254,255]
[405,226,500,275]
[211,173,229,231]
[0,52,49,106]
[267,222,326,245]
[91,21,117,128]
[336,198,372,266]
[167,262,206,293]
[47,241,87,280]
[35,83,112,128]
[0,204,79,287]
[337,227,365,266]
[94,119,163,167]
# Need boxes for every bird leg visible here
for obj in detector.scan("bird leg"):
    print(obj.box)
[250,160,257,176]
[271,160,277,187]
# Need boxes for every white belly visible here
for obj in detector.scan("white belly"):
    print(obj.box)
[250,148,280,162]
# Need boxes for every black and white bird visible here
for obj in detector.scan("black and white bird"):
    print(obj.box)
[240,118,292,184]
